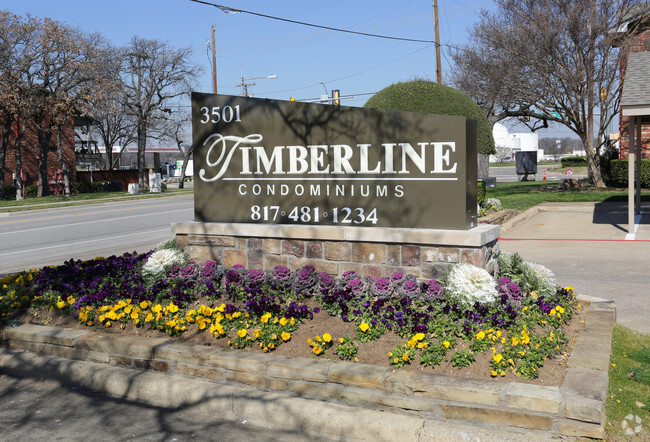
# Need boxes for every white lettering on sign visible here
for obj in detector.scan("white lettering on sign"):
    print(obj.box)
[199,133,459,182]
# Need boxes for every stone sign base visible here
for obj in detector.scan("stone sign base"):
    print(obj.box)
[172,222,500,279]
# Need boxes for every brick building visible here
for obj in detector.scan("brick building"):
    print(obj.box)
[2,120,76,194]
[618,4,650,159]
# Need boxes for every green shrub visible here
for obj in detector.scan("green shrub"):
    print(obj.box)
[364,79,495,155]
[606,159,650,188]
[71,181,103,194]
[560,156,587,168]
[477,181,486,206]
[25,185,38,198]
[2,184,16,200]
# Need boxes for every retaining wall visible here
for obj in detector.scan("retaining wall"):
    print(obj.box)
[0,295,614,439]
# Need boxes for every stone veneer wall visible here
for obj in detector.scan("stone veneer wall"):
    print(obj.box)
[172,222,500,279]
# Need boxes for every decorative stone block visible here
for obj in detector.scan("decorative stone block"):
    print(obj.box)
[401,245,421,266]
[263,254,288,270]
[461,247,487,267]
[439,247,460,263]
[282,239,305,257]
[324,242,351,261]
[422,247,438,262]
[263,239,282,255]
[305,241,323,258]
[505,383,561,414]
[222,249,247,268]
[352,243,386,263]
[386,245,400,266]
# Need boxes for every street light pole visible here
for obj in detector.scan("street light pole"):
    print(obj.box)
[237,70,278,97]
[318,81,329,104]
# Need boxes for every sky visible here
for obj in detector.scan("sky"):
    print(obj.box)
[2,0,575,139]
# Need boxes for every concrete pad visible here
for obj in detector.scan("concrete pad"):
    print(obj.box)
[500,202,650,334]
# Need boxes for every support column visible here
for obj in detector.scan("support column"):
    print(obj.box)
[628,117,635,235]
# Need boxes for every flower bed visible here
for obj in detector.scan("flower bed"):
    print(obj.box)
[1,243,580,382]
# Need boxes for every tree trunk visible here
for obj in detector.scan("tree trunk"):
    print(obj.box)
[0,123,9,201]
[37,129,52,197]
[582,135,605,187]
[14,120,25,201]
[179,154,191,188]
[137,120,148,190]
[477,154,490,179]
[56,128,71,196]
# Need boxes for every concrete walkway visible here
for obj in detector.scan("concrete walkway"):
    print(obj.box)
[499,202,650,334]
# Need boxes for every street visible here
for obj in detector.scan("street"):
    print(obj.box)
[488,164,584,182]
[0,195,194,275]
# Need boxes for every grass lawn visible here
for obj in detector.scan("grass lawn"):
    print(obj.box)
[486,180,650,212]
[0,188,193,212]
[606,325,650,439]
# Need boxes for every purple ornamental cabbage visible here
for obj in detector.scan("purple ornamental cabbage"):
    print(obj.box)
[399,278,421,299]
[371,277,394,300]
[179,261,199,280]
[422,279,445,302]
[498,277,523,304]
[318,273,337,295]
[340,270,359,283]
[245,269,267,287]
[293,266,318,295]
[345,278,366,298]
[198,260,217,281]
[271,265,293,288]
[167,264,182,279]
[390,272,406,288]
[224,269,243,287]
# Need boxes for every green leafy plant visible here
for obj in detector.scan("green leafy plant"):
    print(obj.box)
[334,336,359,361]
[451,349,475,368]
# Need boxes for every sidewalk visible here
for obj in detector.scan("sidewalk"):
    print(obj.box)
[499,202,650,334]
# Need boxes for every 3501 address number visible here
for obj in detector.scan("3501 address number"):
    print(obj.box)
[251,205,378,224]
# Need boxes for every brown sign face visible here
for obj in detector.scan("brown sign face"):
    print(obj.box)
[192,92,477,230]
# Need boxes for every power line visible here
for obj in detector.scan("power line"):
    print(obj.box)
[188,0,436,44]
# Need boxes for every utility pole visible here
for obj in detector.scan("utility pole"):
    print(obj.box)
[211,25,218,93]
[433,0,442,84]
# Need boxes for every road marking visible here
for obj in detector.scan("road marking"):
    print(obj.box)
[0,228,170,257]
[0,208,192,235]
[0,201,193,225]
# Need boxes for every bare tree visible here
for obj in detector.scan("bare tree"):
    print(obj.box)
[156,99,194,188]
[493,145,513,163]
[120,37,201,189]
[452,0,647,187]
[78,45,138,171]
[0,11,22,200]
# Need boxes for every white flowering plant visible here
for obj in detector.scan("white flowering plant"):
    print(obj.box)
[443,263,499,307]
[141,248,187,282]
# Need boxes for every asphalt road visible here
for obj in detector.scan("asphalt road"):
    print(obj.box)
[0,374,320,441]
[0,195,194,275]
[488,164,585,182]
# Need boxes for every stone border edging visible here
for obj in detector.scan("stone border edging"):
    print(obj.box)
[0,295,614,440]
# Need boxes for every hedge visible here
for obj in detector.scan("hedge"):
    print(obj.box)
[364,79,495,155]
[606,159,650,188]
[560,156,587,168]
[477,181,486,206]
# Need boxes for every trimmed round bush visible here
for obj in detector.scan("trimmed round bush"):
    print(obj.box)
[364,79,495,155]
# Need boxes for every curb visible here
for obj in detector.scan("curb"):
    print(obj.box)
[0,295,615,440]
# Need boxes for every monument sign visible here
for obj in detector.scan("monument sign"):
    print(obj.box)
[192,92,477,230]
